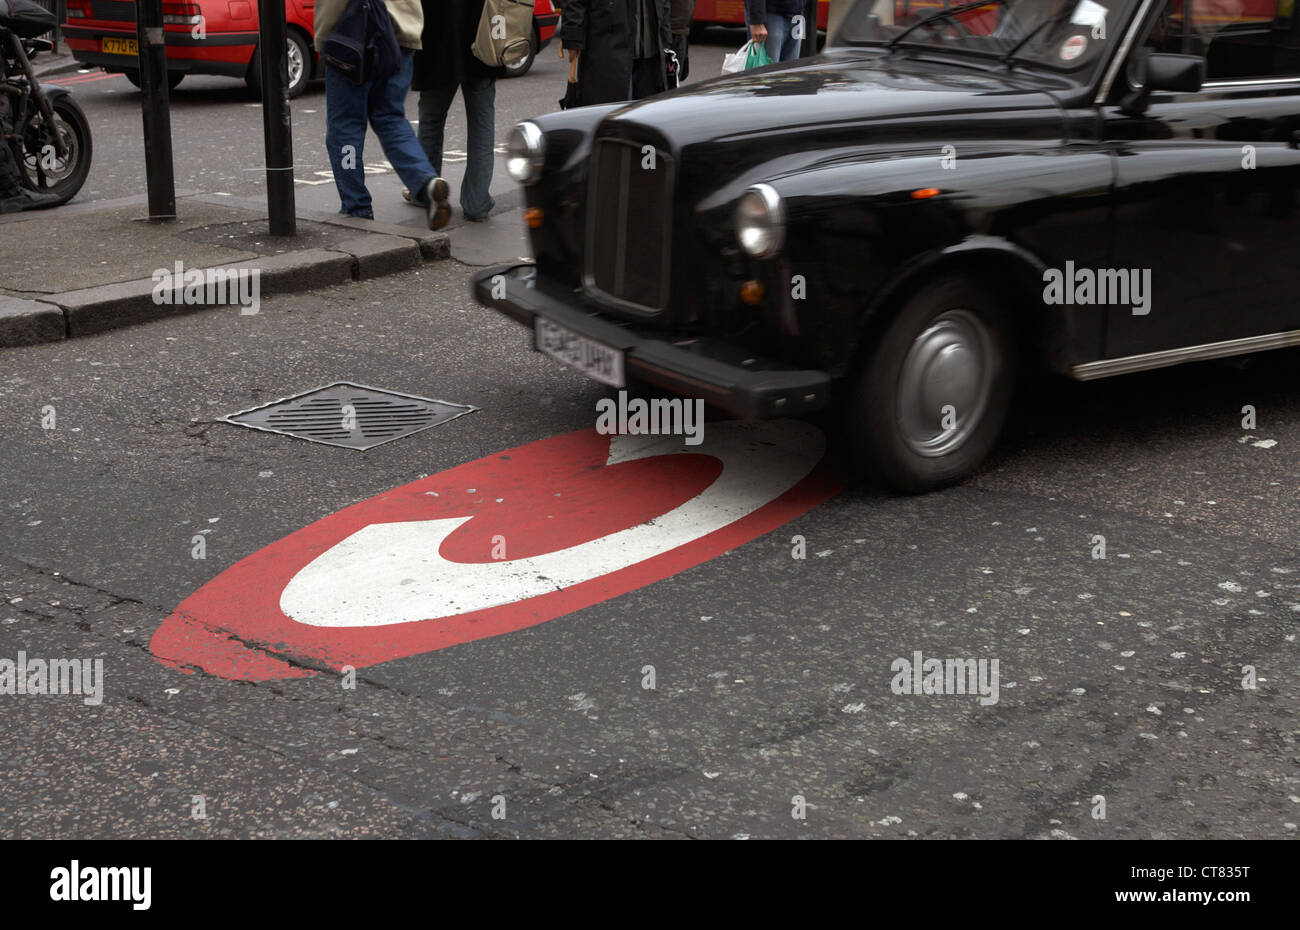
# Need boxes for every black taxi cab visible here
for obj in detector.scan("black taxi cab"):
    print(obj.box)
[476,0,1300,492]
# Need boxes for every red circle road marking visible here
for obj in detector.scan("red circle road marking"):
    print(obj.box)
[151,420,841,680]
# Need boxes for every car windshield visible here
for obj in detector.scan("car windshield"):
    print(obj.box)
[833,0,1139,74]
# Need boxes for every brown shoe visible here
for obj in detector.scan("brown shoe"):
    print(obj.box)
[423,177,451,230]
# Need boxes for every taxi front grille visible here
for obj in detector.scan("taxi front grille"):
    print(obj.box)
[583,138,673,316]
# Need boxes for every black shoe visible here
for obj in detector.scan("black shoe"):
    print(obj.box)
[464,202,495,222]
[423,177,451,231]
[0,188,61,215]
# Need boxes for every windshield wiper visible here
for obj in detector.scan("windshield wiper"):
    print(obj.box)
[1001,5,1078,65]
[885,0,1011,50]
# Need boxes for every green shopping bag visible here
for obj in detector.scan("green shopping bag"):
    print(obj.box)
[745,40,773,69]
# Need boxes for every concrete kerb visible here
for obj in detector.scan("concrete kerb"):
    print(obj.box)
[1,195,451,347]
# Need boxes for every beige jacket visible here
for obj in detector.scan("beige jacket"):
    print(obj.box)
[315,0,424,51]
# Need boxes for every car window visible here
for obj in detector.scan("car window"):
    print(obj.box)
[1140,0,1300,80]
[834,0,1130,76]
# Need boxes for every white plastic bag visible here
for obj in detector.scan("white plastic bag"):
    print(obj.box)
[721,40,753,74]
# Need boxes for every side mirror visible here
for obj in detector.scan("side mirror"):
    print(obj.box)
[1146,53,1205,93]
[1120,52,1204,115]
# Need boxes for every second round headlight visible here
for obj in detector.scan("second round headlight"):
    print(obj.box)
[735,184,786,258]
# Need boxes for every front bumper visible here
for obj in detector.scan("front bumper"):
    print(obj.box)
[473,263,831,420]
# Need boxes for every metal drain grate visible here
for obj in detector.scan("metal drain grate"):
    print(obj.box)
[222,382,477,450]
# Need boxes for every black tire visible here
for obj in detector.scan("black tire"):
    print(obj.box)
[20,95,93,206]
[246,29,313,99]
[122,69,184,90]
[244,54,259,97]
[844,275,1015,494]
[503,27,539,78]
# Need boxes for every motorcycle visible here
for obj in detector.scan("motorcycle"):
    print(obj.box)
[0,0,92,213]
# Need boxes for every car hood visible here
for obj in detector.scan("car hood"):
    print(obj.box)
[597,48,1067,152]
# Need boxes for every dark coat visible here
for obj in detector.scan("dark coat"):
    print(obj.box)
[559,0,671,106]
[745,0,804,21]
[411,0,505,91]
[669,0,694,35]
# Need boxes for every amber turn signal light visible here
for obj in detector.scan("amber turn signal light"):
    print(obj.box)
[740,280,765,305]
[524,207,545,229]
[911,188,941,200]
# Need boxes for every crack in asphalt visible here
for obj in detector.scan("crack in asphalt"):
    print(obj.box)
[0,553,699,838]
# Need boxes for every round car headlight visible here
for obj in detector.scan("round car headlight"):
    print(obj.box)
[506,121,545,185]
[735,184,786,258]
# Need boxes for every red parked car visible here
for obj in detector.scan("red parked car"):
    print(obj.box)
[62,0,318,96]
[62,0,560,95]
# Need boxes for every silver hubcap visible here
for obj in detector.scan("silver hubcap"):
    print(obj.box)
[287,39,304,88]
[897,309,996,457]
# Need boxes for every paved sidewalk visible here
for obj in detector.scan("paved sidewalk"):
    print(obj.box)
[0,192,450,347]
[31,49,79,78]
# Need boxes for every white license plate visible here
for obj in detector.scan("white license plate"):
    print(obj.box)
[534,317,625,388]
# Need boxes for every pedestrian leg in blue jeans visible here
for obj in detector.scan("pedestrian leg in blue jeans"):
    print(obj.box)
[325,48,449,226]
[370,51,440,201]
[324,63,375,218]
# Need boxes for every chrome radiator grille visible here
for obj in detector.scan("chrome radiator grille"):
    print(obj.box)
[583,138,674,315]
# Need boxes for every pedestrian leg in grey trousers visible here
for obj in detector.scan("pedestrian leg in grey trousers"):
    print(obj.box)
[417,83,458,177]
[459,76,497,220]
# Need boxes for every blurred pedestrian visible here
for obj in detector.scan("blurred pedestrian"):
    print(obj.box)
[0,46,58,213]
[668,0,695,82]
[316,0,451,228]
[412,0,503,222]
[744,0,803,62]
[827,0,849,41]
[559,0,673,105]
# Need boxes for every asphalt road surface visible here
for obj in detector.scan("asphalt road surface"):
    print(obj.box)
[2,33,1297,840]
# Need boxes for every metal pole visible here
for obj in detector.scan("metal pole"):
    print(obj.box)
[135,0,176,221]
[257,0,295,236]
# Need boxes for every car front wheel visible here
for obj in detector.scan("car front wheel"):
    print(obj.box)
[845,275,1015,494]
[246,30,312,99]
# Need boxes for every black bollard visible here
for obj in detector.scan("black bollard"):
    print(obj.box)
[257,0,296,236]
[135,0,176,221]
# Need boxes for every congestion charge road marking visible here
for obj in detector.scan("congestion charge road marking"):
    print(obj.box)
[151,420,840,681]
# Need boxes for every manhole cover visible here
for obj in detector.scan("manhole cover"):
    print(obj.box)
[222,382,477,450]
